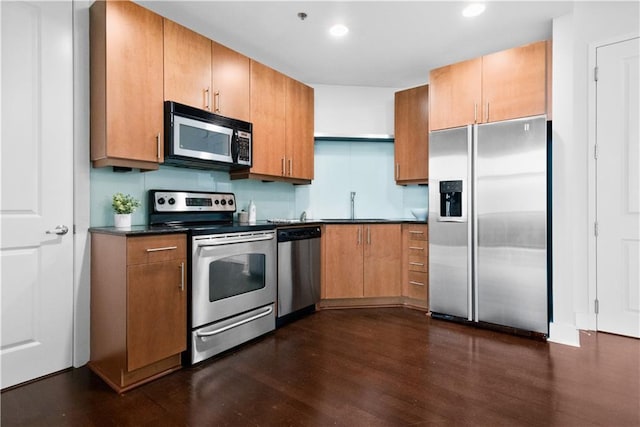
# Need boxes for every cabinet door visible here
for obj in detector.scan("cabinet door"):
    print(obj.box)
[429,57,482,131]
[323,225,364,298]
[163,19,212,111]
[395,85,429,184]
[212,41,251,122]
[90,0,164,169]
[127,259,186,371]
[364,224,401,297]
[249,60,286,177]
[482,40,548,123]
[285,77,314,181]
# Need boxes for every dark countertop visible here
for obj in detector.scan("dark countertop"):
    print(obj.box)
[89,218,427,236]
[89,222,276,236]
[316,218,427,225]
[88,225,190,236]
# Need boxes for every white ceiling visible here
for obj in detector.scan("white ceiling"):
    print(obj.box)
[138,1,575,89]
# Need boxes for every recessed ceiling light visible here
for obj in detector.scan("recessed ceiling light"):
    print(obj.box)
[329,24,349,37]
[462,3,486,18]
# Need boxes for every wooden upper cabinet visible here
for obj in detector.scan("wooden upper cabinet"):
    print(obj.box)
[163,21,250,121]
[429,57,482,131]
[482,40,549,123]
[90,0,164,170]
[248,60,287,177]
[285,77,314,181]
[429,40,551,130]
[163,19,212,111]
[212,42,251,122]
[394,84,429,184]
[231,60,314,184]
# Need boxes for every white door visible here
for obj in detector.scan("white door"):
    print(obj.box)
[1,1,74,388]
[596,36,640,338]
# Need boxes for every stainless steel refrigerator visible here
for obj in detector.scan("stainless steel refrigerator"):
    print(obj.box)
[428,115,549,335]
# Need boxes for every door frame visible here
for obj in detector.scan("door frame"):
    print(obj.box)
[73,0,92,368]
[587,32,640,332]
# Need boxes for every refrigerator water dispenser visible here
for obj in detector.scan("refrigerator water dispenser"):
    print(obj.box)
[439,180,463,218]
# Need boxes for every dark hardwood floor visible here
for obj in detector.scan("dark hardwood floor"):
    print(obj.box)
[2,308,639,426]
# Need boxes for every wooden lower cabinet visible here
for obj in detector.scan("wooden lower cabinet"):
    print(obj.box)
[323,225,363,298]
[89,232,187,393]
[402,224,429,308]
[322,224,401,300]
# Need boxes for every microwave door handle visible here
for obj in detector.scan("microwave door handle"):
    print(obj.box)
[231,132,239,163]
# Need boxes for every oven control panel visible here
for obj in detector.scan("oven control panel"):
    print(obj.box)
[151,190,236,213]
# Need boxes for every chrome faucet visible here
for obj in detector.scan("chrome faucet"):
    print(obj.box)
[350,192,356,220]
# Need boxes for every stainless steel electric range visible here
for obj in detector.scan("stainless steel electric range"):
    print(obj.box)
[148,190,276,365]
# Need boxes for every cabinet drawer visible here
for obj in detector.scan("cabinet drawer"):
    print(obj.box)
[405,225,428,241]
[405,271,428,300]
[408,255,428,272]
[407,241,428,257]
[127,234,186,265]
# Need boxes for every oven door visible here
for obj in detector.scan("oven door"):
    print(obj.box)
[191,231,276,329]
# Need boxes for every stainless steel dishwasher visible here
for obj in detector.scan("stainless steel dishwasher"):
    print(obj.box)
[276,225,321,327]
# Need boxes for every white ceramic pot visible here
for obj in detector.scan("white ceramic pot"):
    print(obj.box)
[114,213,132,228]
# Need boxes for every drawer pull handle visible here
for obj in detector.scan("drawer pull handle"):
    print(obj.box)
[409,231,424,234]
[409,246,424,250]
[409,281,425,286]
[410,262,425,267]
[146,245,178,253]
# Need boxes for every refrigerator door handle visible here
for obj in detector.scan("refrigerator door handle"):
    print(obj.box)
[467,124,475,322]
[471,123,479,323]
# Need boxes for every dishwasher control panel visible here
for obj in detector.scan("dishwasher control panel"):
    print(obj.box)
[277,226,321,242]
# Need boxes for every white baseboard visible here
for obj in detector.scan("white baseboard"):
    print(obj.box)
[548,321,581,347]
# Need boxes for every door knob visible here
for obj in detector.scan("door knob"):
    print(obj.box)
[46,225,69,235]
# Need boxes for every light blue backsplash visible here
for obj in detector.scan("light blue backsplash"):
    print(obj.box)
[295,140,428,220]
[90,166,296,227]
[90,140,428,227]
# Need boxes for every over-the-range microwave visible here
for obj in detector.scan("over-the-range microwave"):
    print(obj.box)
[164,101,252,170]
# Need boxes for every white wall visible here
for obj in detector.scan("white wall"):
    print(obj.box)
[550,1,639,346]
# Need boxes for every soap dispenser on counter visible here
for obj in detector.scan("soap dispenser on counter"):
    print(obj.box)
[248,200,256,224]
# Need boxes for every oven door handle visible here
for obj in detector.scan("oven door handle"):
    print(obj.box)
[196,306,274,339]
[195,234,274,248]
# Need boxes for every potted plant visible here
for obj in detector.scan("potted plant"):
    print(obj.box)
[112,192,141,228]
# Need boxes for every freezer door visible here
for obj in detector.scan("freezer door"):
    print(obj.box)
[475,116,548,333]
[428,126,472,319]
